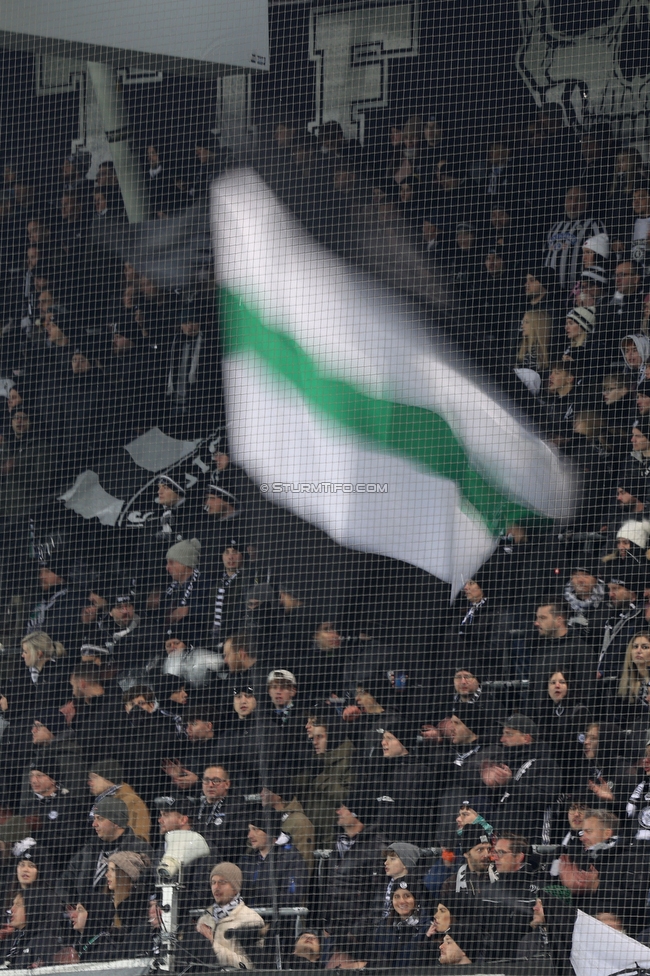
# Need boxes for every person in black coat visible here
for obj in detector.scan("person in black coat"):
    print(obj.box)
[355,715,431,847]
[320,803,386,946]
[371,877,431,969]
[565,721,635,821]
[55,795,153,909]
[464,714,561,840]
[531,664,591,791]
[1,871,61,967]
[239,812,307,909]
[18,758,83,872]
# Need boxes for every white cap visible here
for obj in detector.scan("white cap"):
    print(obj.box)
[584,233,610,259]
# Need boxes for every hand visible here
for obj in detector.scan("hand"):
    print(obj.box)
[420,725,442,742]
[588,777,614,801]
[197,921,214,942]
[342,705,361,722]
[481,761,512,787]
[0,696,8,713]
[426,921,437,938]
[146,590,161,611]
[530,899,546,929]
[558,856,599,892]
[69,904,88,933]
[168,766,198,788]
[1,458,15,475]
[168,606,189,624]
[59,701,75,724]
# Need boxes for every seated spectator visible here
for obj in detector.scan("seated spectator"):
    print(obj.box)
[372,878,430,968]
[193,863,265,970]
[544,186,606,291]
[56,795,152,909]
[159,538,211,646]
[18,759,80,871]
[194,764,247,860]
[621,334,650,387]
[601,373,636,446]
[557,808,648,935]
[1,860,61,967]
[473,715,561,838]
[240,812,307,910]
[540,363,577,446]
[440,822,495,905]
[87,759,150,842]
[68,851,151,960]
[378,842,422,919]
[302,717,354,847]
[567,722,634,818]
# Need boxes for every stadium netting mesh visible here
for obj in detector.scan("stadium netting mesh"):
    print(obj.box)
[0,1,649,973]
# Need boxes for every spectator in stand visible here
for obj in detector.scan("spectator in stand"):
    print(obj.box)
[544,186,607,290]
[193,863,265,970]
[319,803,385,946]
[194,764,247,860]
[302,717,354,848]
[87,759,150,842]
[557,808,648,935]
[610,265,645,336]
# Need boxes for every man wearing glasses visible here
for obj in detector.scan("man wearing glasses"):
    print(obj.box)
[195,764,247,860]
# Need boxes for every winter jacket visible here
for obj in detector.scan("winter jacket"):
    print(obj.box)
[196,900,265,969]
[302,739,354,848]
[55,825,153,907]
[239,843,308,908]
[321,824,386,936]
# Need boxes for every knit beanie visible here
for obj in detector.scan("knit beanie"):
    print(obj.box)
[567,305,596,333]
[385,842,421,871]
[459,822,491,853]
[616,519,650,550]
[584,233,610,258]
[30,758,59,782]
[210,862,243,894]
[110,851,150,882]
[166,537,201,568]
[89,759,124,785]
[95,795,129,828]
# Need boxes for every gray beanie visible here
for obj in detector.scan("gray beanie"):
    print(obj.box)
[385,842,421,871]
[166,537,201,568]
[95,795,129,828]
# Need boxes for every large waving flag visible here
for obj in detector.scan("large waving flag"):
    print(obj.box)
[211,170,575,595]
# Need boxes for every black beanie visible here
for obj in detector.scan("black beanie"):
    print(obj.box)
[459,822,491,853]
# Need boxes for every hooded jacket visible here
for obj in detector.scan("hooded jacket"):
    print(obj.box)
[621,334,650,387]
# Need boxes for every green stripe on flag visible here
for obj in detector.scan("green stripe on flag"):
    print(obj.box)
[220,289,545,535]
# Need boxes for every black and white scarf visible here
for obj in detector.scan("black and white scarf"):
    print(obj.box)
[211,896,241,921]
[459,597,487,629]
[213,570,240,637]
[166,567,200,605]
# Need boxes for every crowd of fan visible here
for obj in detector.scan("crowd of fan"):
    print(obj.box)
[3,106,650,971]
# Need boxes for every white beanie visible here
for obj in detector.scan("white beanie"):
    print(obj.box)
[584,233,610,259]
[617,520,650,550]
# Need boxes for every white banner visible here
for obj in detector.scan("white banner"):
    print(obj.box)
[571,909,650,976]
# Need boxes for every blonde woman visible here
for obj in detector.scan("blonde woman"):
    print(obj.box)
[516,309,551,372]
[618,633,650,704]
